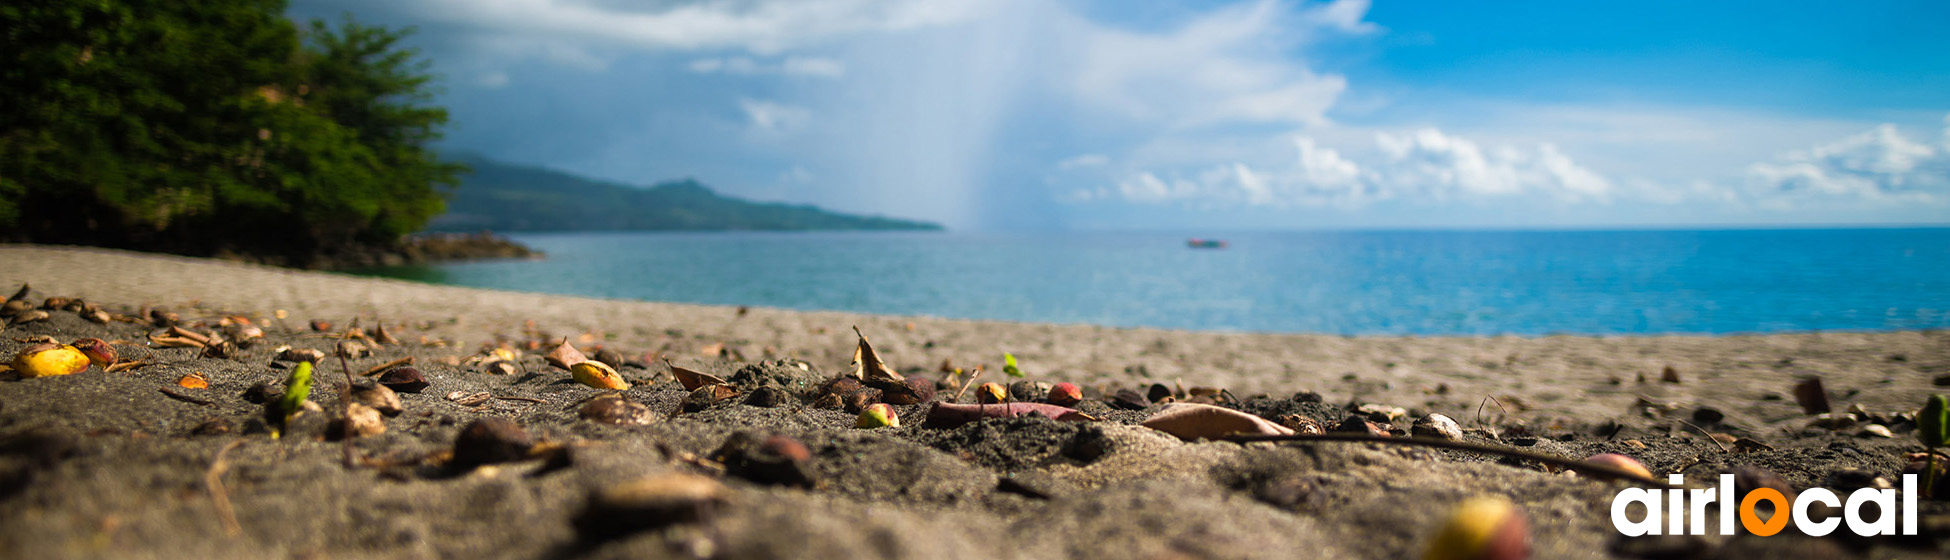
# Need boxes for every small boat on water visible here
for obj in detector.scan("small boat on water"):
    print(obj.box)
[1186,238,1227,249]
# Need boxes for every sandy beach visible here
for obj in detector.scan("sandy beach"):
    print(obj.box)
[0,244,1944,559]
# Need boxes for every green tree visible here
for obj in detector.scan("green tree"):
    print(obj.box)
[0,1,460,267]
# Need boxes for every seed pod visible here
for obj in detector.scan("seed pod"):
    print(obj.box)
[580,394,657,425]
[976,382,1009,404]
[571,360,631,390]
[276,346,325,364]
[350,382,404,416]
[378,367,430,393]
[70,338,116,367]
[40,296,72,310]
[1047,382,1083,407]
[1108,388,1150,410]
[1424,496,1530,560]
[8,309,50,325]
[1412,414,1465,441]
[1581,453,1654,480]
[10,343,91,378]
[81,308,111,324]
[856,403,900,428]
[1,299,29,318]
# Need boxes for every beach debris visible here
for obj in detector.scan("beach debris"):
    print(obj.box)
[177,372,209,389]
[841,387,881,413]
[330,402,387,439]
[69,338,114,368]
[373,323,401,345]
[267,361,314,439]
[1047,382,1083,407]
[976,382,1009,404]
[1858,424,1894,438]
[682,384,739,412]
[1357,403,1409,423]
[80,307,112,324]
[337,340,372,359]
[449,417,534,469]
[1108,388,1150,410]
[1141,403,1295,441]
[148,326,210,348]
[879,377,936,405]
[1008,380,1050,402]
[592,347,627,370]
[276,346,325,364]
[855,403,900,428]
[1333,416,1391,437]
[1413,414,1465,441]
[571,360,631,390]
[484,359,518,375]
[0,299,30,319]
[847,326,903,384]
[359,356,414,377]
[575,472,728,539]
[545,339,588,371]
[1659,365,1681,384]
[669,360,725,391]
[1579,453,1653,480]
[1792,377,1830,415]
[1918,394,1948,496]
[1690,407,1725,425]
[1147,383,1176,404]
[715,433,815,487]
[580,394,657,425]
[309,319,332,332]
[350,382,403,416]
[10,342,91,378]
[219,316,263,346]
[377,366,430,393]
[743,385,789,408]
[1423,495,1531,560]
[1002,352,1024,377]
[8,308,50,325]
[447,391,492,407]
[1733,466,1796,503]
[924,402,1096,428]
[149,307,180,328]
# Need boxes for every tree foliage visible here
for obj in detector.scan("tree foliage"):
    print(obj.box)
[0,0,460,266]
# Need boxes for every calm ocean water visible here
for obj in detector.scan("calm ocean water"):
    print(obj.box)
[356,228,1950,336]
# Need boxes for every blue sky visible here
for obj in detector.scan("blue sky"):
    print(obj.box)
[289,0,1950,230]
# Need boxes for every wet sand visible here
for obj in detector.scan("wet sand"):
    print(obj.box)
[0,244,1944,559]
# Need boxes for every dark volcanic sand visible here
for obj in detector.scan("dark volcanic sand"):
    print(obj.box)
[1,245,1947,559]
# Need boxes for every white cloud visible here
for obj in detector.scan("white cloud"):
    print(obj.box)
[1057,154,1109,169]
[476,71,510,88]
[738,99,812,134]
[394,0,990,55]
[1063,0,1366,128]
[1747,120,1950,200]
[1093,129,1613,207]
[690,56,847,77]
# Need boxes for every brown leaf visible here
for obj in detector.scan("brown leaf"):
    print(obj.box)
[1139,403,1294,441]
[546,339,589,371]
[849,326,904,384]
[667,360,726,391]
[924,402,1097,428]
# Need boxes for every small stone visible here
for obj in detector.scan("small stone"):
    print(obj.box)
[576,472,729,539]
[1857,424,1894,438]
[277,346,326,364]
[1411,413,1464,440]
[580,395,657,425]
[1108,388,1149,410]
[1146,383,1175,404]
[1807,412,1856,430]
[331,403,387,439]
[450,417,533,469]
[1659,365,1681,383]
[1008,380,1051,403]
[743,385,789,408]
[350,382,403,416]
[1691,407,1724,425]
[378,366,430,393]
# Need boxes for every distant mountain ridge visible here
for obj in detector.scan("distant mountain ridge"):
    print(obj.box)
[428,156,942,232]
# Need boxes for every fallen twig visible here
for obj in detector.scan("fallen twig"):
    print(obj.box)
[951,366,985,403]
[1223,432,1678,488]
[205,440,245,537]
[494,396,546,404]
[359,356,414,377]
[1675,420,1730,453]
[336,324,358,469]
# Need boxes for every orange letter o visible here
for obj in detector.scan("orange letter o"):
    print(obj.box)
[1740,488,1790,536]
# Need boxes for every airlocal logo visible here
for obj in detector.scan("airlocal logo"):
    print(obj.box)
[1611,474,1919,537]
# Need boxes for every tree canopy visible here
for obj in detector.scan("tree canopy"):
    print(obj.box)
[0,0,460,267]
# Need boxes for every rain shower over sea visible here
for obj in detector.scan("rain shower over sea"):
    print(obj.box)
[358,228,1950,336]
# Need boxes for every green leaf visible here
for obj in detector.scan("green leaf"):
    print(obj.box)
[1002,353,1023,378]
[1921,394,1949,449]
[279,360,313,424]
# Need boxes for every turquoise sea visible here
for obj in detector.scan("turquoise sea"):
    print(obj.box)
[356,228,1950,336]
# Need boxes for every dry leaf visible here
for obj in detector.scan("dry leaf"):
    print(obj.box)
[848,326,903,384]
[924,402,1097,428]
[546,339,589,371]
[667,359,726,391]
[1792,377,1830,415]
[1139,403,1294,441]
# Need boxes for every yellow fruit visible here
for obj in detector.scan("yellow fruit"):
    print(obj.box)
[856,403,900,428]
[1425,496,1530,560]
[12,343,92,378]
[571,360,631,390]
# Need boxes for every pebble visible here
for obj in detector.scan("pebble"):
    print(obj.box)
[450,417,534,469]
[1411,413,1464,440]
[575,472,729,539]
[1691,407,1724,425]
[742,385,789,408]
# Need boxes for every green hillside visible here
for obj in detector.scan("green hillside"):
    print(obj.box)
[430,157,942,232]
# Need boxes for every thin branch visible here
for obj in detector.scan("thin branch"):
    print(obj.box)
[359,356,414,377]
[1675,420,1730,453]
[205,440,246,537]
[1223,432,1677,489]
[336,324,358,469]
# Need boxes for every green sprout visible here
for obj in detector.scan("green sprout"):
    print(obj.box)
[1002,353,1023,378]
[1921,394,1948,497]
[267,361,314,439]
